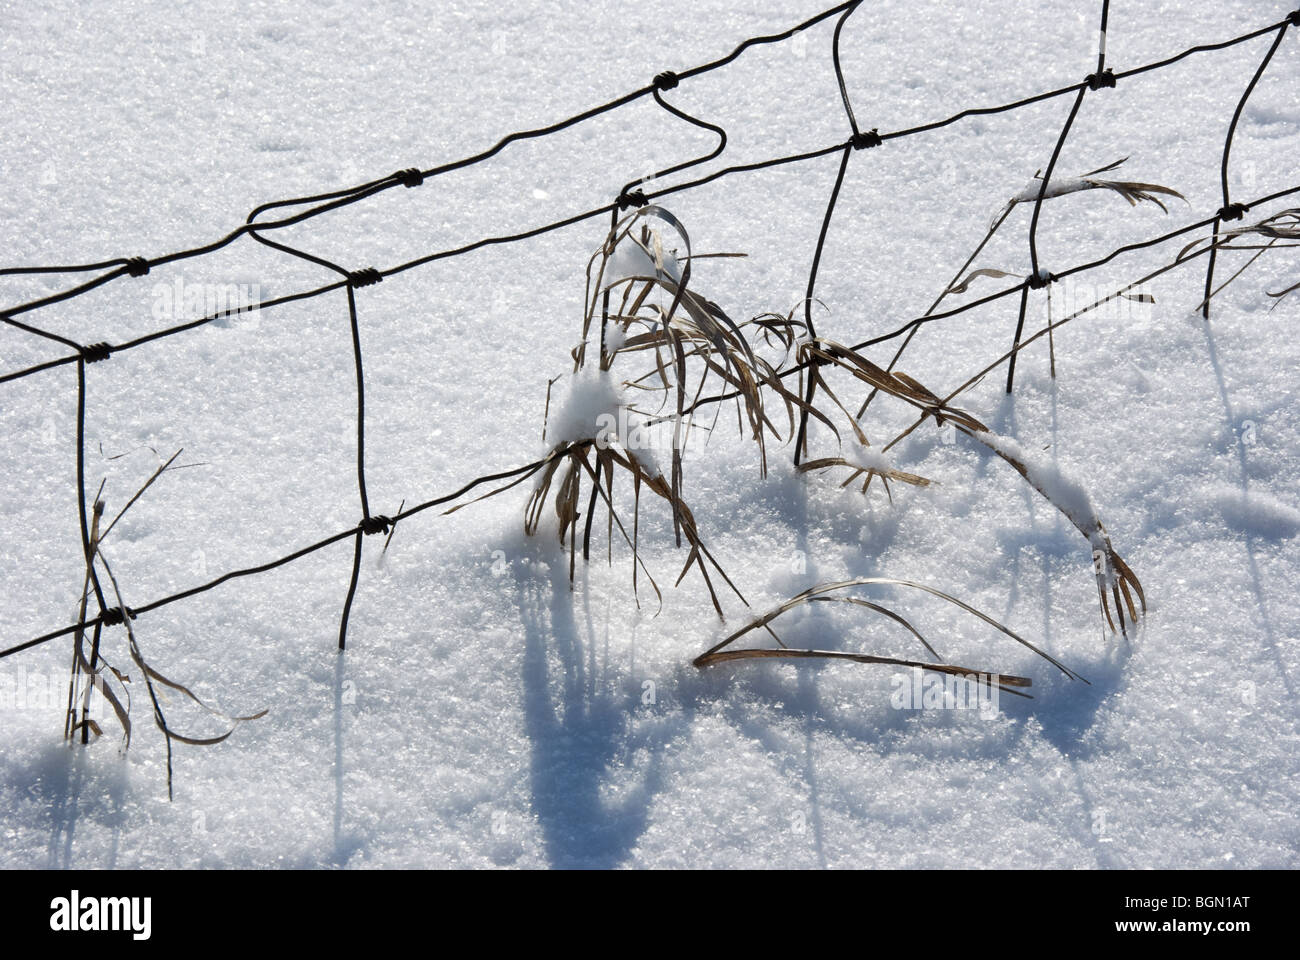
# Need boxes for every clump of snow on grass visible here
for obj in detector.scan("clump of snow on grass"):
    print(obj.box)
[545,368,624,446]
[971,429,1103,546]
[543,367,673,480]
[603,323,628,354]
[846,444,898,475]
[604,233,682,288]
[1011,176,1093,203]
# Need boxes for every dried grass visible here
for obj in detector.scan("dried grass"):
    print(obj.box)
[1003,157,1187,216]
[67,454,266,798]
[467,205,1158,690]
[693,577,1085,695]
[797,339,1146,638]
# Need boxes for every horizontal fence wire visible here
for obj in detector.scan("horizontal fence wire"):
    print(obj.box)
[2,1,1299,665]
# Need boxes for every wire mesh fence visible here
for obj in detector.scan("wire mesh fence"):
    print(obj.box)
[3,2,1298,709]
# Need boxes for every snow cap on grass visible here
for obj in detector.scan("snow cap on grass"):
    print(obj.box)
[848,444,898,476]
[1008,159,1185,212]
[605,233,682,288]
[543,367,671,479]
[546,367,625,446]
[968,425,1144,634]
[603,322,628,354]
[971,430,1104,549]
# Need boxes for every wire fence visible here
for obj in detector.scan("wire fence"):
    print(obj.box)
[3,1,1298,688]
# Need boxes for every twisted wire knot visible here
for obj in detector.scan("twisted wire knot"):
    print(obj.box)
[101,606,135,626]
[124,257,150,277]
[80,342,112,363]
[618,189,649,211]
[850,128,883,150]
[1289,10,1300,27]
[1217,203,1248,222]
[347,268,383,288]
[1027,270,1056,290]
[396,168,424,188]
[652,71,679,91]
[1086,69,1116,90]
[360,515,394,535]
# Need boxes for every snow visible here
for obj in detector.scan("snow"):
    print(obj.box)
[970,428,1104,545]
[605,231,684,288]
[2,0,1299,869]
[1210,485,1300,539]
[1012,176,1096,204]
[847,444,897,476]
[543,369,624,447]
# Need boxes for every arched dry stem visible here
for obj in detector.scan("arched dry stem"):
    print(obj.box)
[693,577,1087,696]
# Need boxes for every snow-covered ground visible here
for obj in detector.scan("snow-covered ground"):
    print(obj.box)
[2,0,1298,868]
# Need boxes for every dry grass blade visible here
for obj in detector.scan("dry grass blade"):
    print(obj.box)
[857,203,1017,421]
[1006,158,1187,215]
[798,457,932,500]
[65,493,134,748]
[807,595,942,660]
[1177,208,1300,261]
[97,449,185,544]
[699,648,1033,698]
[939,160,1184,325]
[694,577,1081,692]
[960,425,1146,639]
[1267,278,1300,303]
[947,267,1020,296]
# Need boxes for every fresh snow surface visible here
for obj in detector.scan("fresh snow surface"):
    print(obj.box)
[2,0,1299,869]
